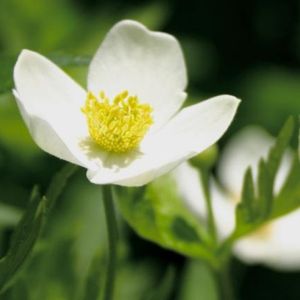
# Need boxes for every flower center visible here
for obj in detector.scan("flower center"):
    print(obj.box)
[82,90,153,153]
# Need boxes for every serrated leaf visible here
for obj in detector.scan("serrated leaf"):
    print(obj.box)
[257,159,272,219]
[235,168,255,230]
[271,155,300,218]
[116,174,216,266]
[0,187,45,292]
[232,117,295,240]
[266,116,294,184]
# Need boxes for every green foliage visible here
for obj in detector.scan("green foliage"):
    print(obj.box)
[1,168,167,300]
[238,68,300,131]
[116,175,217,265]
[190,144,219,170]
[233,117,300,239]
[236,168,255,226]
[0,187,45,293]
[44,163,79,216]
[145,266,176,300]
[114,259,167,300]
[0,93,39,158]
[7,171,107,300]
[272,154,300,218]
[0,202,22,228]
[178,260,218,300]
[0,163,77,294]
[82,254,103,300]
[0,55,15,94]
[0,0,80,52]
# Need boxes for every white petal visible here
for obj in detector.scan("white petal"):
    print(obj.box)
[171,162,207,219]
[172,162,236,239]
[87,95,240,186]
[211,181,236,239]
[13,50,93,168]
[218,126,292,197]
[88,20,187,130]
[234,209,300,270]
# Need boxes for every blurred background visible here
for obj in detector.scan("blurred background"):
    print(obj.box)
[0,0,299,299]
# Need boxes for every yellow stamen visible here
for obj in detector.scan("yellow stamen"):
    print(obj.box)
[82,90,153,153]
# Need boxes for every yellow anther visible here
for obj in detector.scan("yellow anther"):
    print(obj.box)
[121,90,128,99]
[82,90,153,153]
[99,91,105,99]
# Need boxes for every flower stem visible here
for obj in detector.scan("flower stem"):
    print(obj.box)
[200,169,217,243]
[217,260,236,300]
[102,185,118,300]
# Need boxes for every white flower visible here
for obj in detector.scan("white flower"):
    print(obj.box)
[13,20,240,187]
[173,126,299,270]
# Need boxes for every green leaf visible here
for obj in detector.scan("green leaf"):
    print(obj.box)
[0,187,46,293]
[44,163,79,216]
[0,163,78,293]
[257,158,272,219]
[236,168,255,227]
[272,154,300,218]
[232,117,296,239]
[116,174,216,266]
[266,116,294,183]
[5,169,106,300]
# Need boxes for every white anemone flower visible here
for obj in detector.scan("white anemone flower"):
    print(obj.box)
[13,20,240,187]
[173,126,300,270]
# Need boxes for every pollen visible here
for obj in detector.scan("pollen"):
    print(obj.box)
[82,90,153,153]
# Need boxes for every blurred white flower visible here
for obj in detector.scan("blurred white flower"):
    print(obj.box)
[173,126,300,270]
[13,20,239,187]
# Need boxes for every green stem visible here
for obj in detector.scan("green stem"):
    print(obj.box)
[102,185,118,300]
[200,169,217,243]
[216,259,235,300]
